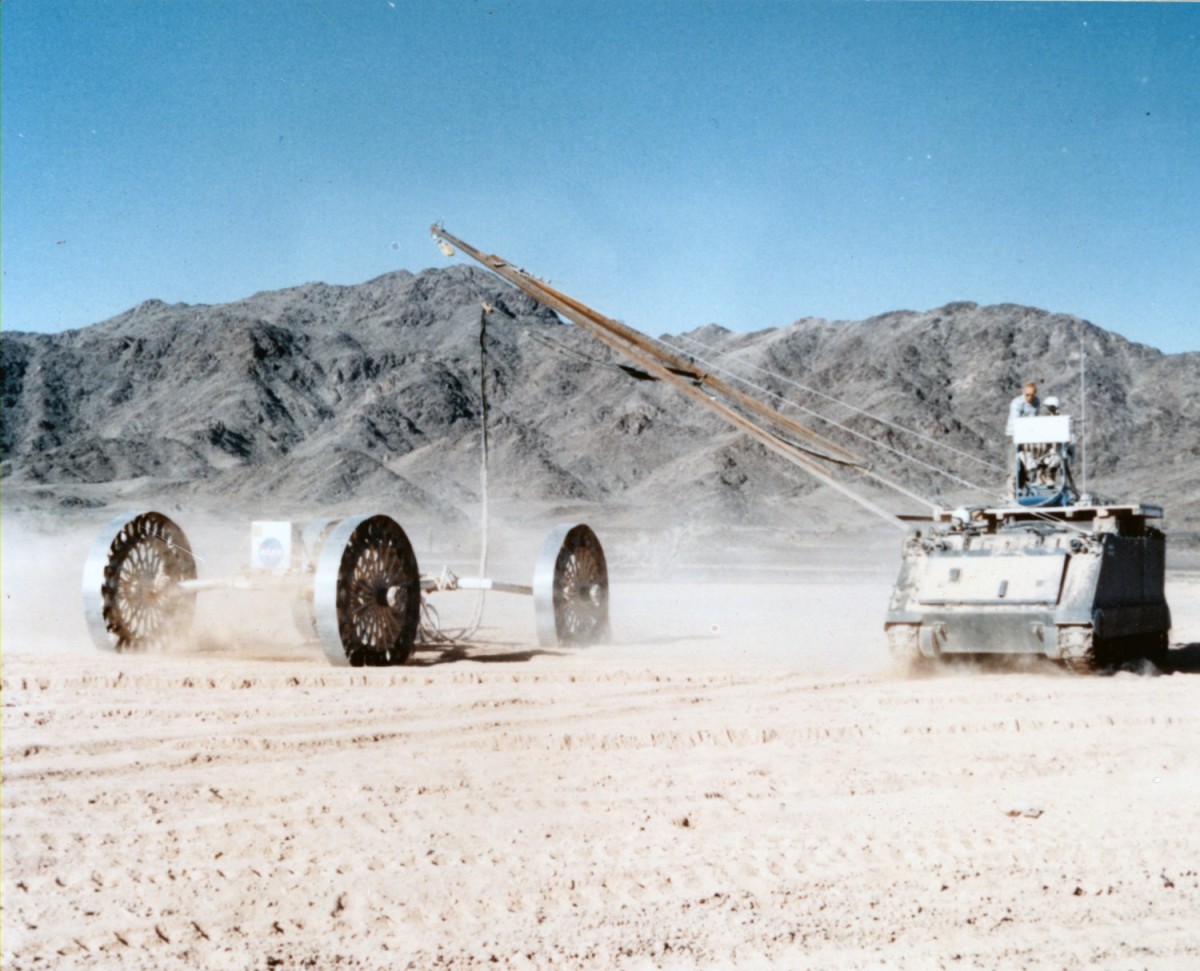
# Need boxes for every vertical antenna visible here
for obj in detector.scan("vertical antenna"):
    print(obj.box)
[1079,321,1088,501]
[467,302,494,633]
[478,303,491,578]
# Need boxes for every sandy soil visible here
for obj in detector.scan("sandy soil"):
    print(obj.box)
[4,520,1200,970]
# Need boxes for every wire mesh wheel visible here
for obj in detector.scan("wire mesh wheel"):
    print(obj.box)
[313,515,421,666]
[81,511,198,652]
[534,523,610,647]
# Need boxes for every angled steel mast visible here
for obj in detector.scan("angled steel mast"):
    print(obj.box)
[431,225,936,530]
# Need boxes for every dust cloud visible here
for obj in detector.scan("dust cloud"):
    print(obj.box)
[2,510,320,662]
[2,504,902,676]
[2,513,100,656]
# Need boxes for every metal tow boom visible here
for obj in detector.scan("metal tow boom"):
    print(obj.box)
[431,225,933,530]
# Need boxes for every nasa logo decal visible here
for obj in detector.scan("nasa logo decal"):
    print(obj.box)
[258,537,285,568]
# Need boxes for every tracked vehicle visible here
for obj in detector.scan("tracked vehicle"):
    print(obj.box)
[430,226,1172,672]
[884,500,1169,672]
[885,415,1170,671]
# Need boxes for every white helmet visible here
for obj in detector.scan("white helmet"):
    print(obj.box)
[1043,396,1059,411]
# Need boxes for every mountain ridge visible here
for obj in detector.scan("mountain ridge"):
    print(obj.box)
[3,265,1197,535]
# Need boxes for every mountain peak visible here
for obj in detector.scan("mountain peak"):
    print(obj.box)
[2,268,1197,531]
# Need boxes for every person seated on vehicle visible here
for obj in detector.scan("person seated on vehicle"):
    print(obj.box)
[1030,396,1074,488]
[1006,381,1041,493]
[1006,380,1041,436]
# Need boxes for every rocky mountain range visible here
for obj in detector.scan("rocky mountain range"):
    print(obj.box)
[3,264,1198,538]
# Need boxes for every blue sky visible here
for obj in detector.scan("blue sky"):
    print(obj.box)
[2,1,1197,351]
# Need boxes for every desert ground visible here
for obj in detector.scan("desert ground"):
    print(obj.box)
[3,511,1199,970]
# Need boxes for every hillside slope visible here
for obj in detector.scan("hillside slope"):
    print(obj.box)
[3,266,1197,534]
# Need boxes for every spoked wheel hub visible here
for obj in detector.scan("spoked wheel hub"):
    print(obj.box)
[534,523,610,647]
[82,512,198,652]
[313,515,421,666]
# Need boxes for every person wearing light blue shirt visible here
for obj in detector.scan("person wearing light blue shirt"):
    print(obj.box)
[1006,380,1040,437]
[1006,380,1042,494]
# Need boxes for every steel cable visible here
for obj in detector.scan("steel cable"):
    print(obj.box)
[660,335,1003,501]
[667,332,1007,476]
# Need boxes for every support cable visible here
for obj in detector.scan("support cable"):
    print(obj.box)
[518,324,657,380]
[431,227,923,527]
[661,336,1001,501]
[428,226,1090,531]
[664,341,1091,533]
[667,332,1006,476]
